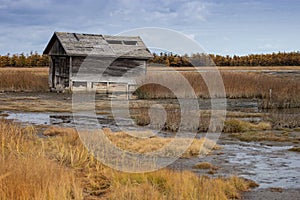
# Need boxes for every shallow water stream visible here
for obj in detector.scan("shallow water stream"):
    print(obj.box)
[2,107,300,189]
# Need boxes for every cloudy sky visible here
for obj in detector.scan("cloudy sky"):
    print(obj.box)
[0,0,299,55]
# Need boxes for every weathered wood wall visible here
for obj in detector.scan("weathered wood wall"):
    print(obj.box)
[49,54,146,90]
[48,40,66,55]
[48,40,69,89]
[71,57,146,83]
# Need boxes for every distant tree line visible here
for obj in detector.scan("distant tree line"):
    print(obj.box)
[0,51,49,67]
[150,51,300,66]
[1,51,300,67]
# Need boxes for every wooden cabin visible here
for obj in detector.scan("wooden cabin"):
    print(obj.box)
[43,32,153,92]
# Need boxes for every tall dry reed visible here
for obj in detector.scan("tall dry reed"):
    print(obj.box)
[0,70,48,92]
[135,71,300,108]
[0,121,82,200]
[0,121,256,199]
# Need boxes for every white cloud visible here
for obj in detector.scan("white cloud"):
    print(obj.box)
[106,0,209,26]
[181,1,208,21]
[258,43,278,51]
[223,36,230,41]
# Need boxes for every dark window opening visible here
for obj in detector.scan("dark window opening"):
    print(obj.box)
[123,41,137,45]
[107,40,122,44]
[73,81,87,87]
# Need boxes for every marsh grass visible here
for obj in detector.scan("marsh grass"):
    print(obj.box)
[0,121,255,199]
[0,67,299,108]
[136,71,300,108]
[267,112,300,129]
[0,155,81,200]
[102,128,219,157]
[44,126,78,137]
[43,126,254,199]
[223,119,271,133]
[130,108,212,132]
[0,70,48,92]
[131,108,271,133]
[0,120,82,200]
[0,67,48,75]
[108,170,253,200]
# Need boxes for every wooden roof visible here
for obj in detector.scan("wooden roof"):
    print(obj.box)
[43,32,153,59]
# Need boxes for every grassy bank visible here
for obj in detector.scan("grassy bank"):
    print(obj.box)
[0,121,254,199]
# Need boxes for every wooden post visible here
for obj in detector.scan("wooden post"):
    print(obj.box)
[87,82,92,91]
[69,57,73,89]
[144,61,147,75]
[106,82,109,94]
[126,84,129,100]
[49,58,53,89]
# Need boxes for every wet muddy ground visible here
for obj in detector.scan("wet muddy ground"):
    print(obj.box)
[0,92,299,199]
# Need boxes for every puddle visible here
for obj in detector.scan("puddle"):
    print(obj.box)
[6,112,54,125]
[218,142,300,189]
[4,111,135,132]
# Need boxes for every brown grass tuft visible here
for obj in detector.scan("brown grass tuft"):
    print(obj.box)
[223,119,271,133]
[103,128,219,158]
[107,169,254,200]
[193,162,218,170]
[288,146,300,152]
[44,126,78,137]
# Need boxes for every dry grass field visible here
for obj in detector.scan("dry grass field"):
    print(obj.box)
[0,121,255,200]
[0,67,48,75]
[0,67,300,108]
[148,65,300,71]
[136,71,300,108]
[0,67,48,92]
[0,67,299,109]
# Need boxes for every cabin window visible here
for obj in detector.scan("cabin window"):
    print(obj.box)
[107,40,122,44]
[123,41,137,45]
[73,81,87,87]
[107,40,138,45]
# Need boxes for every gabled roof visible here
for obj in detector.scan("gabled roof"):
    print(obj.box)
[43,32,153,59]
